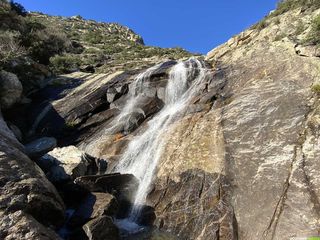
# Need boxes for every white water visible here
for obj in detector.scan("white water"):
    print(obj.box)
[104,63,163,135]
[112,58,210,229]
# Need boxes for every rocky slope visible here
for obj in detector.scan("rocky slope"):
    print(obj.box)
[28,12,192,74]
[1,1,320,240]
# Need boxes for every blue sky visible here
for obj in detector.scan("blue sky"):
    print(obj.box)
[18,0,279,54]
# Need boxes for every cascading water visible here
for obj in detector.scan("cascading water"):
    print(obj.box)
[112,58,211,234]
[105,63,163,135]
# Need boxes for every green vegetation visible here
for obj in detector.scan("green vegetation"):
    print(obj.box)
[0,30,25,64]
[252,18,268,31]
[272,0,320,17]
[311,84,320,94]
[49,55,80,74]
[64,120,78,129]
[9,0,27,16]
[274,33,286,41]
[253,0,320,32]
[0,0,193,85]
[305,14,320,46]
[83,31,103,44]
[0,0,71,66]
[294,20,306,36]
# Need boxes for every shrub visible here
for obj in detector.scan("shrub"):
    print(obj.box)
[0,0,11,15]
[272,0,320,16]
[10,0,27,17]
[305,14,320,45]
[49,54,81,74]
[0,0,27,32]
[0,30,25,65]
[252,18,268,31]
[83,31,103,44]
[274,33,286,41]
[23,26,71,64]
[312,84,320,94]
[295,20,306,36]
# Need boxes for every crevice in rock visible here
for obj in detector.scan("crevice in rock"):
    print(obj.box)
[198,172,206,199]
[301,151,320,218]
[262,146,296,240]
[153,176,170,209]
[263,100,316,240]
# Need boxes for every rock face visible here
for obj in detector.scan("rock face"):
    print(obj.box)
[148,170,237,240]
[0,71,22,109]
[0,211,61,240]
[203,7,320,239]
[0,109,65,238]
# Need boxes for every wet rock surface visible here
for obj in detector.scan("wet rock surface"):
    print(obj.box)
[75,173,139,203]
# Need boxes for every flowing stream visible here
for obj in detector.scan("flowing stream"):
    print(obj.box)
[111,58,211,234]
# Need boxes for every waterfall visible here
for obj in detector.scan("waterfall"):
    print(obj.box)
[112,58,210,228]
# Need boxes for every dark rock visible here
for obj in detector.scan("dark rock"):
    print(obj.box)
[0,70,22,109]
[7,122,23,141]
[80,65,95,73]
[134,96,164,117]
[9,57,52,95]
[56,181,89,208]
[25,137,57,158]
[75,173,139,203]
[69,192,118,228]
[106,88,119,103]
[135,205,156,226]
[83,216,120,240]
[122,111,145,134]
[69,227,88,240]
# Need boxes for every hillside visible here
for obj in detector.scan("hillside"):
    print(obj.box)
[0,0,192,94]
[1,0,320,240]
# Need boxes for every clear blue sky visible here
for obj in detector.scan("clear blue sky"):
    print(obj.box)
[18,0,279,54]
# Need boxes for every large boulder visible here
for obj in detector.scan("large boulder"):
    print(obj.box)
[37,146,107,183]
[75,173,139,200]
[0,71,23,109]
[0,211,62,240]
[0,109,65,235]
[25,137,57,158]
[37,146,86,183]
[69,192,118,227]
[83,216,119,240]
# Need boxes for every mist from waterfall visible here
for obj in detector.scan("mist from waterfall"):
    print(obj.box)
[112,58,210,227]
